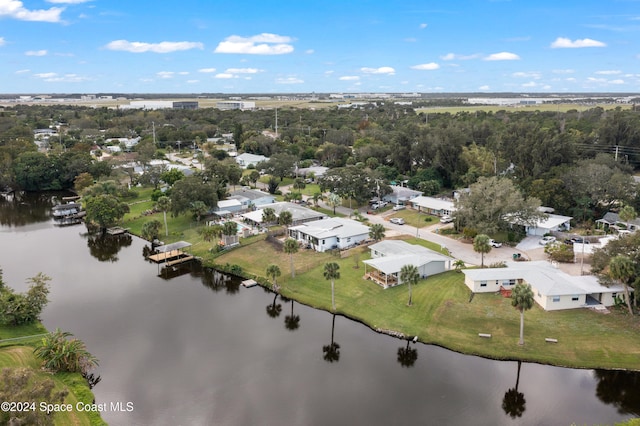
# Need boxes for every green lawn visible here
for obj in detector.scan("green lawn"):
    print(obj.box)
[214,237,640,370]
[387,209,440,228]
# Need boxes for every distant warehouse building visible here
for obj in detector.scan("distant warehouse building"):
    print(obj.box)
[216,101,256,111]
[121,101,198,110]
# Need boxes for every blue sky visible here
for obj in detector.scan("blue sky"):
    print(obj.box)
[1,0,639,94]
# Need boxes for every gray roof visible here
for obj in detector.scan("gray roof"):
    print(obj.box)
[241,202,325,224]
[289,217,370,239]
[155,241,191,253]
[228,188,274,201]
[364,240,453,275]
[598,212,640,227]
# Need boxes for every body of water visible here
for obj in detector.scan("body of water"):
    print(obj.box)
[0,192,638,425]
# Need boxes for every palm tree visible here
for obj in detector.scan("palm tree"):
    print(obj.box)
[368,223,386,242]
[312,191,324,207]
[502,361,526,418]
[190,200,208,223]
[327,192,341,215]
[619,205,637,233]
[453,259,466,272]
[400,264,420,306]
[511,283,534,345]
[200,224,224,249]
[278,210,293,231]
[323,262,340,311]
[155,196,171,236]
[266,293,282,318]
[397,340,418,368]
[261,207,277,226]
[322,314,340,363]
[34,328,99,374]
[473,234,492,268]
[221,221,238,246]
[266,264,281,291]
[141,219,162,242]
[609,255,636,315]
[283,238,299,278]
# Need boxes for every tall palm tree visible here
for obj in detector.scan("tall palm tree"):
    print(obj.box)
[368,223,385,242]
[323,262,340,311]
[155,196,171,236]
[322,314,340,363]
[511,283,534,345]
[261,207,277,226]
[473,234,492,268]
[312,191,324,207]
[609,255,636,315]
[327,192,341,215]
[400,264,420,306]
[619,205,637,233]
[283,238,299,278]
[278,210,293,231]
[221,221,238,246]
[266,293,282,318]
[266,263,281,291]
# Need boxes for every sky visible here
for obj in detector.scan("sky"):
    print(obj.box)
[1,0,640,94]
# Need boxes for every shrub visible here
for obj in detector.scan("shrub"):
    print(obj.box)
[545,243,574,263]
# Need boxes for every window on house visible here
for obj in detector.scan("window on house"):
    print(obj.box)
[537,291,541,297]
[480,281,487,287]
[612,293,617,299]
[509,279,516,286]
[552,296,561,302]
[322,239,325,244]
[347,237,351,242]
[571,296,579,301]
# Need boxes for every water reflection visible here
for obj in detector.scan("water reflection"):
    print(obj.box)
[502,361,526,419]
[0,191,70,227]
[594,369,640,416]
[396,339,418,368]
[266,293,282,318]
[283,298,300,331]
[82,232,132,262]
[322,314,340,363]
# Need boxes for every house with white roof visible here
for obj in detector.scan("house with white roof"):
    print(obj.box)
[363,240,453,288]
[235,153,268,169]
[383,186,423,206]
[287,217,370,252]
[241,202,326,227]
[522,213,572,236]
[408,196,456,217]
[462,261,628,311]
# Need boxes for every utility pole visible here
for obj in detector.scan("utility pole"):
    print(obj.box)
[275,108,278,139]
[614,145,619,161]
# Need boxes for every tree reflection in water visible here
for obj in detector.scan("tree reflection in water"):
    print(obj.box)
[283,298,300,331]
[83,232,132,262]
[322,313,340,363]
[396,339,418,368]
[0,191,69,227]
[266,293,282,318]
[502,361,526,419]
[199,267,240,294]
[594,369,640,416]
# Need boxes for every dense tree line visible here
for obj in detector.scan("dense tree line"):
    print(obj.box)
[1,103,639,218]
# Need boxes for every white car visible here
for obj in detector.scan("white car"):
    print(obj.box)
[392,204,406,211]
[390,218,405,225]
[539,236,557,246]
[489,239,502,248]
[440,215,453,223]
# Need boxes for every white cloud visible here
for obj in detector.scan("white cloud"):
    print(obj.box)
[361,66,395,75]
[609,79,625,84]
[105,40,203,53]
[214,33,294,55]
[305,49,314,54]
[15,69,30,74]
[595,70,621,75]
[276,76,304,84]
[339,76,360,81]
[226,68,262,74]
[522,81,538,87]
[0,37,5,46]
[0,0,64,22]
[479,85,490,90]
[157,71,174,79]
[198,68,216,73]
[512,71,541,79]
[550,37,606,48]
[441,52,481,61]
[215,73,235,79]
[186,80,199,84]
[552,69,575,74]
[46,0,90,3]
[33,72,88,82]
[484,52,520,61]
[34,72,57,78]
[419,23,428,29]
[410,62,440,70]
[25,49,47,56]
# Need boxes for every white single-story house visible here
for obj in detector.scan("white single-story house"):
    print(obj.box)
[462,261,629,311]
[296,165,329,180]
[288,217,370,252]
[363,240,453,288]
[214,199,244,216]
[409,196,456,217]
[241,202,326,227]
[522,213,572,236]
[228,188,276,209]
[383,186,422,206]
[235,153,268,169]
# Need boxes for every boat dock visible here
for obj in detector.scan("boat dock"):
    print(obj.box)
[147,241,194,267]
[242,279,258,288]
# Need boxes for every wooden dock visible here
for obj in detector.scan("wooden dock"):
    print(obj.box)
[242,279,258,288]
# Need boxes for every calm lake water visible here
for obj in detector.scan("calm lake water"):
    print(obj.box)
[0,192,638,426]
